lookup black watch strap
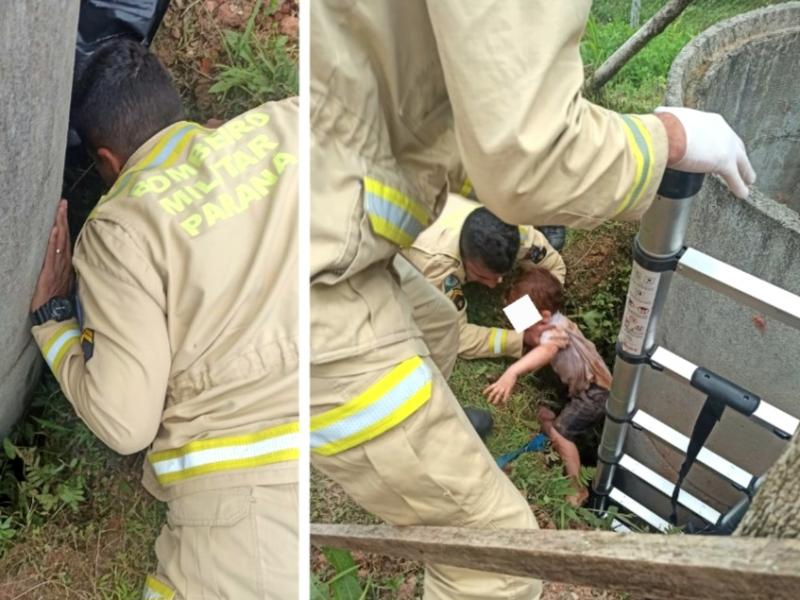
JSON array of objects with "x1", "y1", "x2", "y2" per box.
[{"x1": 30, "y1": 296, "x2": 75, "y2": 326}]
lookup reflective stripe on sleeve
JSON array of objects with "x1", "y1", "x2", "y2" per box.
[
  {"x1": 616, "y1": 114, "x2": 655, "y2": 216},
  {"x1": 147, "y1": 421, "x2": 299, "y2": 486},
  {"x1": 41, "y1": 323, "x2": 81, "y2": 372},
  {"x1": 311, "y1": 356, "x2": 432, "y2": 456},
  {"x1": 364, "y1": 177, "x2": 430, "y2": 247},
  {"x1": 459, "y1": 177, "x2": 474, "y2": 198},
  {"x1": 488, "y1": 328, "x2": 508, "y2": 355},
  {"x1": 142, "y1": 575, "x2": 176, "y2": 600}
]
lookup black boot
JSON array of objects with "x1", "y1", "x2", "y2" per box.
[
  {"x1": 537, "y1": 225, "x2": 567, "y2": 252},
  {"x1": 463, "y1": 406, "x2": 493, "y2": 440}
]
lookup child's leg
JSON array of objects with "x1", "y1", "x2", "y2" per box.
[{"x1": 538, "y1": 410, "x2": 587, "y2": 506}]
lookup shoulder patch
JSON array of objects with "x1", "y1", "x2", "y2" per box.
[
  {"x1": 528, "y1": 245, "x2": 547, "y2": 264},
  {"x1": 80, "y1": 328, "x2": 94, "y2": 362},
  {"x1": 442, "y1": 274, "x2": 466, "y2": 311}
]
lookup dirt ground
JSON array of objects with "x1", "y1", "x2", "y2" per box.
[{"x1": 153, "y1": 0, "x2": 298, "y2": 120}]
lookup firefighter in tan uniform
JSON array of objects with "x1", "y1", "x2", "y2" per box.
[
  {"x1": 29, "y1": 41, "x2": 298, "y2": 600},
  {"x1": 311, "y1": 3, "x2": 754, "y2": 598},
  {"x1": 403, "y1": 193, "x2": 567, "y2": 362}
]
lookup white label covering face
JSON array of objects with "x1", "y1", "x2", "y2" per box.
[
  {"x1": 503, "y1": 295, "x2": 543, "y2": 332},
  {"x1": 619, "y1": 263, "x2": 661, "y2": 355}
]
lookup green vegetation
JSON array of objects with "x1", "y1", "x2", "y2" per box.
[
  {"x1": 0, "y1": 376, "x2": 163, "y2": 597},
  {"x1": 582, "y1": 0, "x2": 787, "y2": 112},
  {"x1": 210, "y1": 0, "x2": 298, "y2": 117}
]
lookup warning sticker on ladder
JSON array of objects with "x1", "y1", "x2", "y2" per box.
[{"x1": 619, "y1": 263, "x2": 661, "y2": 355}]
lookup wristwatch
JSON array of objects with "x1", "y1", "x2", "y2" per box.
[{"x1": 30, "y1": 296, "x2": 75, "y2": 326}]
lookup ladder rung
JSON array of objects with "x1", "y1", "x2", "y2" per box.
[
  {"x1": 619, "y1": 454, "x2": 721, "y2": 525},
  {"x1": 678, "y1": 248, "x2": 800, "y2": 331},
  {"x1": 610, "y1": 518, "x2": 631, "y2": 533},
  {"x1": 649, "y1": 346, "x2": 799, "y2": 439},
  {"x1": 632, "y1": 410, "x2": 754, "y2": 490},
  {"x1": 608, "y1": 487, "x2": 670, "y2": 532}
]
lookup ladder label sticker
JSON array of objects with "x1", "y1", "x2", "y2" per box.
[{"x1": 620, "y1": 264, "x2": 661, "y2": 355}]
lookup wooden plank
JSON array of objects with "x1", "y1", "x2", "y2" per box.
[{"x1": 311, "y1": 524, "x2": 800, "y2": 599}]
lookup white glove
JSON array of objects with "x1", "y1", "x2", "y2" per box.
[{"x1": 655, "y1": 106, "x2": 756, "y2": 199}]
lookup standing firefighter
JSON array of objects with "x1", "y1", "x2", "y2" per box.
[
  {"x1": 404, "y1": 193, "x2": 567, "y2": 362},
  {"x1": 29, "y1": 40, "x2": 298, "y2": 599},
  {"x1": 310, "y1": 2, "x2": 755, "y2": 599}
]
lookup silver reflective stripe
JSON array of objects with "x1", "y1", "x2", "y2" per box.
[
  {"x1": 45, "y1": 327, "x2": 80, "y2": 369},
  {"x1": 491, "y1": 329, "x2": 503, "y2": 354},
  {"x1": 311, "y1": 360, "x2": 431, "y2": 450},
  {"x1": 150, "y1": 431, "x2": 300, "y2": 479}
]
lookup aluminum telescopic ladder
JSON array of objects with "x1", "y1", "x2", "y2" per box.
[{"x1": 592, "y1": 169, "x2": 800, "y2": 534}]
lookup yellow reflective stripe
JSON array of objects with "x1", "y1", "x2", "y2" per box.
[
  {"x1": 311, "y1": 356, "x2": 432, "y2": 456},
  {"x1": 459, "y1": 177, "x2": 474, "y2": 198},
  {"x1": 148, "y1": 421, "x2": 299, "y2": 486},
  {"x1": 489, "y1": 328, "x2": 507, "y2": 355},
  {"x1": 41, "y1": 323, "x2": 81, "y2": 372},
  {"x1": 90, "y1": 123, "x2": 206, "y2": 218},
  {"x1": 367, "y1": 213, "x2": 416, "y2": 247},
  {"x1": 364, "y1": 178, "x2": 429, "y2": 225},
  {"x1": 143, "y1": 575, "x2": 175, "y2": 600},
  {"x1": 616, "y1": 115, "x2": 655, "y2": 216},
  {"x1": 363, "y1": 177, "x2": 430, "y2": 247}
]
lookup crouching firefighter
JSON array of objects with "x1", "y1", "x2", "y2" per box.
[
  {"x1": 29, "y1": 40, "x2": 299, "y2": 599},
  {"x1": 310, "y1": 2, "x2": 755, "y2": 599}
]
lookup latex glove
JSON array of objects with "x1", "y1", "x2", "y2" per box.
[{"x1": 655, "y1": 106, "x2": 756, "y2": 199}]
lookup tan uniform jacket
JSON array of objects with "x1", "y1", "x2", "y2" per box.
[
  {"x1": 404, "y1": 194, "x2": 566, "y2": 359},
  {"x1": 33, "y1": 100, "x2": 298, "y2": 501},
  {"x1": 310, "y1": 0, "x2": 667, "y2": 382}
]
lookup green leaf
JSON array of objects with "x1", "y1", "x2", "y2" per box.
[
  {"x1": 2, "y1": 437, "x2": 17, "y2": 459},
  {"x1": 323, "y1": 547, "x2": 364, "y2": 600}
]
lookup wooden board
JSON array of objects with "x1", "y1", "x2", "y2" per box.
[{"x1": 311, "y1": 524, "x2": 800, "y2": 599}]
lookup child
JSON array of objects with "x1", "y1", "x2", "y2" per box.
[{"x1": 483, "y1": 267, "x2": 612, "y2": 506}]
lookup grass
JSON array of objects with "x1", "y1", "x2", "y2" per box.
[
  {"x1": 0, "y1": 376, "x2": 163, "y2": 598},
  {"x1": 209, "y1": 0, "x2": 298, "y2": 117}
]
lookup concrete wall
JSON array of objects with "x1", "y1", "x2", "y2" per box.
[
  {"x1": 620, "y1": 3, "x2": 800, "y2": 522},
  {"x1": 0, "y1": 4, "x2": 80, "y2": 435}
]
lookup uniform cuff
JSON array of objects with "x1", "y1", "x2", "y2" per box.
[
  {"x1": 506, "y1": 330, "x2": 524, "y2": 358},
  {"x1": 32, "y1": 318, "x2": 81, "y2": 375},
  {"x1": 615, "y1": 113, "x2": 669, "y2": 221}
]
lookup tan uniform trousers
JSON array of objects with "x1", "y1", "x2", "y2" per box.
[
  {"x1": 394, "y1": 255, "x2": 459, "y2": 380},
  {"x1": 313, "y1": 263, "x2": 541, "y2": 599},
  {"x1": 148, "y1": 484, "x2": 298, "y2": 600}
]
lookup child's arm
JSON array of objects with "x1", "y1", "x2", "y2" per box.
[{"x1": 483, "y1": 342, "x2": 561, "y2": 406}]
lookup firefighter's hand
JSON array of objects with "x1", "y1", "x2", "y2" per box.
[
  {"x1": 31, "y1": 199, "x2": 73, "y2": 311},
  {"x1": 655, "y1": 106, "x2": 756, "y2": 199}
]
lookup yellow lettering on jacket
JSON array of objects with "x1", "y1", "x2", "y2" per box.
[
  {"x1": 180, "y1": 214, "x2": 203, "y2": 237},
  {"x1": 247, "y1": 134, "x2": 278, "y2": 158},
  {"x1": 202, "y1": 201, "x2": 232, "y2": 228},
  {"x1": 225, "y1": 119, "x2": 253, "y2": 141},
  {"x1": 165, "y1": 164, "x2": 198, "y2": 183},
  {"x1": 160, "y1": 189, "x2": 194, "y2": 216},
  {"x1": 249, "y1": 168, "x2": 279, "y2": 196},
  {"x1": 273, "y1": 152, "x2": 298, "y2": 174},
  {"x1": 243, "y1": 111, "x2": 269, "y2": 127},
  {"x1": 212, "y1": 155, "x2": 239, "y2": 178}
]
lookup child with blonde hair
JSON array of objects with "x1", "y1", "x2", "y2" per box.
[{"x1": 484, "y1": 267, "x2": 611, "y2": 505}]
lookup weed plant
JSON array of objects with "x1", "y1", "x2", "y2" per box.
[{"x1": 210, "y1": 0, "x2": 298, "y2": 117}]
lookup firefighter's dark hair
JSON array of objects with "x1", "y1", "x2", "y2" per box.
[
  {"x1": 460, "y1": 207, "x2": 521, "y2": 275},
  {"x1": 71, "y1": 38, "x2": 186, "y2": 160}
]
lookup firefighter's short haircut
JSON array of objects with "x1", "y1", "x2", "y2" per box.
[
  {"x1": 460, "y1": 207, "x2": 521, "y2": 275},
  {"x1": 71, "y1": 38, "x2": 186, "y2": 160}
]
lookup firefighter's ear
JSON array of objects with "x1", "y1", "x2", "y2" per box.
[{"x1": 95, "y1": 147, "x2": 125, "y2": 185}]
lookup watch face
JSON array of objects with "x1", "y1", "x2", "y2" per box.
[{"x1": 50, "y1": 298, "x2": 74, "y2": 321}]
